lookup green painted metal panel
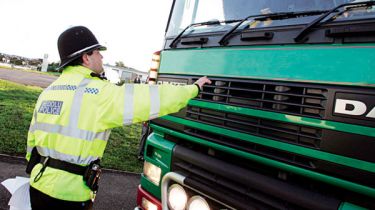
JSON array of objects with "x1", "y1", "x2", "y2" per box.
[
  {"x1": 161, "y1": 115, "x2": 375, "y2": 173},
  {"x1": 150, "y1": 124, "x2": 375, "y2": 198},
  {"x1": 141, "y1": 132, "x2": 175, "y2": 199},
  {"x1": 140, "y1": 174, "x2": 159, "y2": 198},
  {"x1": 339, "y1": 202, "x2": 368, "y2": 210},
  {"x1": 189, "y1": 100, "x2": 375, "y2": 137},
  {"x1": 160, "y1": 44, "x2": 375, "y2": 87}
]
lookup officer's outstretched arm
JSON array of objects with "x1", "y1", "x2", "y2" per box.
[
  {"x1": 97, "y1": 84, "x2": 198, "y2": 128},
  {"x1": 156, "y1": 84, "x2": 199, "y2": 118},
  {"x1": 96, "y1": 77, "x2": 210, "y2": 129},
  {"x1": 137, "y1": 76, "x2": 211, "y2": 122},
  {"x1": 130, "y1": 84, "x2": 199, "y2": 124}
]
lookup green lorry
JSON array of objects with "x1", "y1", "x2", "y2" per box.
[{"x1": 135, "y1": 0, "x2": 375, "y2": 209}]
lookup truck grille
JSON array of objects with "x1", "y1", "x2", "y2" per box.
[
  {"x1": 183, "y1": 127, "x2": 316, "y2": 169},
  {"x1": 186, "y1": 106, "x2": 322, "y2": 150},
  {"x1": 194, "y1": 78, "x2": 327, "y2": 119}
]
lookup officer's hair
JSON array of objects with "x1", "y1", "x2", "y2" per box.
[{"x1": 67, "y1": 51, "x2": 94, "y2": 67}]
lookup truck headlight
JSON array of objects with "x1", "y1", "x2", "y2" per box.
[
  {"x1": 187, "y1": 196, "x2": 210, "y2": 210},
  {"x1": 143, "y1": 161, "x2": 161, "y2": 186},
  {"x1": 141, "y1": 197, "x2": 158, "y2": 210},
  {"x1": 168, "y1": 184, "x2": 187, "y2": 210}
]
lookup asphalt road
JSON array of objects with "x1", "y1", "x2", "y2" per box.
[
  {"x1": 0, "y1": 68, "x2": 141, "y2": 209},
  {"x1": 0, "y1": 68, "x2": 57, "y2": 88},
  {"x1": 0, "y1": 155, "x2": 140, "y2": 210}
]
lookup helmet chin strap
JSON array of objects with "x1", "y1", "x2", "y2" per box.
[{"x1": 90, "y1": 72, "x2": 107, "y2": 80}]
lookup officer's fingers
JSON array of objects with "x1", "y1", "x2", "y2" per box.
[
  {"x1": 197, "y1": 76, "x2": 210, "y2": 84},
  {"x1": 195, "y1": 77, "x2": 211, "y2": 90},
  {"x1": 201, "y1": 77, "x2": 211, "y2": 85}
]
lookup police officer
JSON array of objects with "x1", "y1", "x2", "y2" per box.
[
  {"x1": 26, "y1": 26, "x2": 211, "y2": 210},
  {"x1": 134, "y1": 75, "x2": 141, "y2": 83}
]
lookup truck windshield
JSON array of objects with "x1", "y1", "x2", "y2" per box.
[{"x1": 166, "y1": 0, "x2": 375, "y2": 37}]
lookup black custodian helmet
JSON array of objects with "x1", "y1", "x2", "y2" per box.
[{"x1": 57, "y1": 26, "x2": 106, "y2": 70}]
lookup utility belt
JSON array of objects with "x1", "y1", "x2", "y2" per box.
[{"x1": 26, "y1": 148, "x2": 101, "y2": 192}]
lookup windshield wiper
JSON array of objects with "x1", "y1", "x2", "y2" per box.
[
  {"x1": 294, "y1": 1, "x2": 375, "y2": 42},
  {"x1": 169, "y1": 19, "x2": 241, "y2": 48},
  {"x1": 218, "y1": 10, "x2": 328, "y2": 46}
]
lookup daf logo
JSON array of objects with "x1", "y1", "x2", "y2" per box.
[{"x1": 334, "y1": 99, "x2": 375, "y2": 118}]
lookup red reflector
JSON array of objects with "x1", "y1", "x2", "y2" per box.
[{"x1": 136, "y1": 185, "x2": 162, "y2": 210}]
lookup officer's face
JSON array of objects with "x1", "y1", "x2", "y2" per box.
[{"x1": 85, "y1": 50, "x2": 104, "y2": 74}]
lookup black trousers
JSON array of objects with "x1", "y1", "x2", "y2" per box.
[{"x1": 30, "y1": 186, "x2": 93, "y2": 210}]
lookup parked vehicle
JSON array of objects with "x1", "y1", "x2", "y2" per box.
[{"x1": 136, "y1": 1, "x2": 375, "y2": 209}]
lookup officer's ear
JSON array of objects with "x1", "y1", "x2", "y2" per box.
[{"x1": 82, "y1": 54, "x2": 90, "y2": 67}]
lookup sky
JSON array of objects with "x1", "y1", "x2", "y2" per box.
[{"x1": 0, "y1": 0, "x2": 173, "y2": 72}]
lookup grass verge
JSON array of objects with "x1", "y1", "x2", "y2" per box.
[
  {"x1": 0, "y1": 65, "x2": 61, "y2": 76},
  {"x1": 0, "y1": 79, "x2": 142, "y2": 173}
]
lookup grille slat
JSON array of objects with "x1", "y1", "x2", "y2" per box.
[
  {"x1": 201, "y1": 93, "x2": 325, "y2": 110},
  {"x1": 203, "y1": 85, "x2": 327, "y2": 99},
  {"x1": 186, "y1": 109, "x2": 321, "y2": 142},
  {"x1": 183, "y1": 129, "x2": 317, "y2": 169},
  {"x1": 196, "y1": 79, "x2": 327, "y2": 118},
  {"x1": 187, "y1": 107, "x2": 322, "y2": 149}
]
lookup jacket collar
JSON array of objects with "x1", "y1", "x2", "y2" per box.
[{"x1": 62, "y1": 65, "x2": 94, "y2": 78}]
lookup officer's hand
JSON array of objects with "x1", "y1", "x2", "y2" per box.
[{"x1": 194, "y1": 76, "x2": 211, "y2": 90}]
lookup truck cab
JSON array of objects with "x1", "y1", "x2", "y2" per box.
[{"x1": 136, "y1": 0, "x2": 375, "y2": 209}]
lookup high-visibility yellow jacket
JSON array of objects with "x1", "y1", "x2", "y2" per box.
[{"x1": 26, "y1": 65, "x2": 198, "y2": 201}]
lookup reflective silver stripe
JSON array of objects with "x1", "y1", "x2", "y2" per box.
[
  {"x1": 28, "y1": 78, "x2": 107, "y2": 166},
  {"x1": 28, "y1": 78, "x2": 110, "y2": 142},
  {"x1": 29, "y1": 122, "x2": 110, "y2": 141},
  {"x1": 27, "y1": 146, "x2": 33, "y2": 153},
  {"x1": 28, "y1": 110, "x2": 38, "y2": 131},
  {"x1": 123, "y1": 84, "x2": 134, "y2": 125},
  {"x1": 34, "y1": 109, "x2": 37, "y2": 120},
  {"x1": 45, "y1": 85, "x2": 52, "y2": 91},
  {"x1": 67, "y1": 44, "x2": 103, "y2": 58},
  {"x1": 69, "y1": 78, "x2": 91, "y2": 128},
  {"x1": 149, "y1": 85, "x2": 160, "y2": 120},
  {"x1": 36, "y1": 146, "x2": 98, "y2": 165}
]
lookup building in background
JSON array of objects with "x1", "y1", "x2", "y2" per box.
[
  {"x1": 0, "y1": 52, "x2": 42, "y2": 70},
  {"x1": 103, "y1": 64, "x2": 148, "y2": 84}
]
